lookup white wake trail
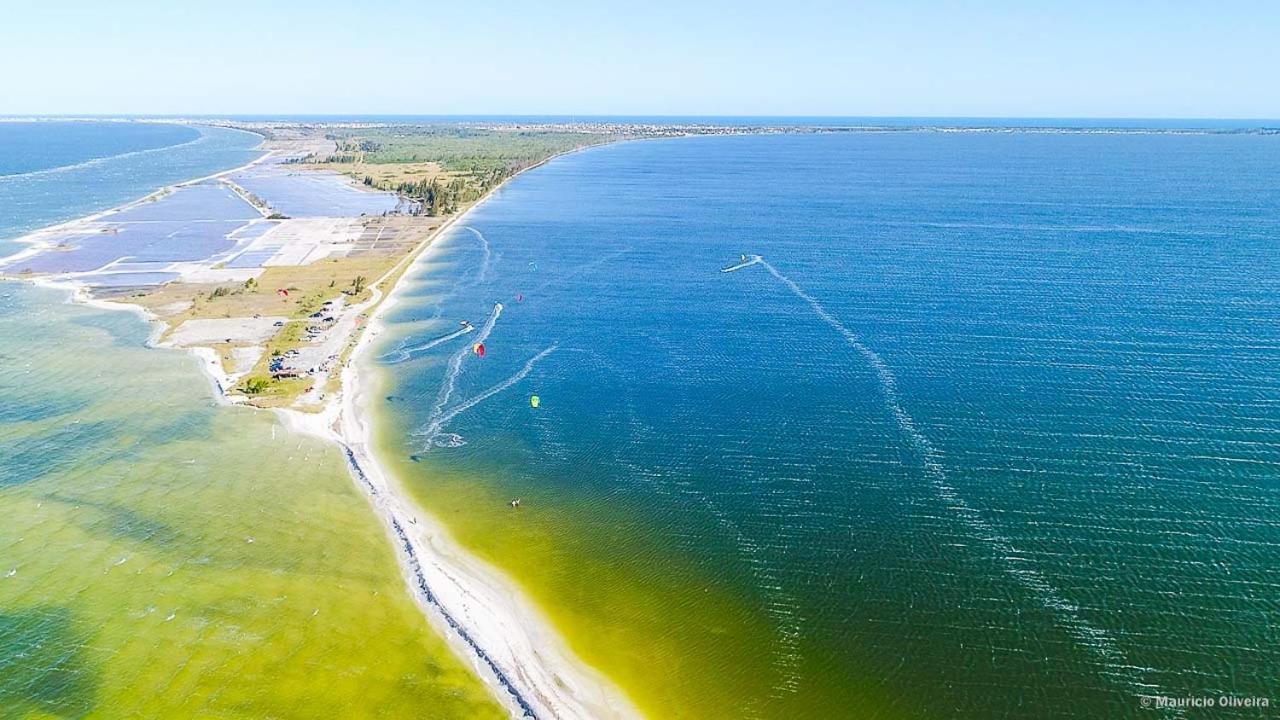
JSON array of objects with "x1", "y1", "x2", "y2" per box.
[
  {"x1": 721, "y1": 254, "x2": 763, "y2": 273},
  {"x1": 458, "y1": 226, "x2": 492, "y2": 285},
  {"x1": 428, "y1": 302, "x2": 502, "y2": 421},
  {"x1": 379, "y1": 324, "x2": 476, "y2": 364},
  {"x1": 737, "y1": 255, "x2": 1178, "y2": 713},
  {"x1": 421, "y1": 345, "x2": 557, "y2": 447}
]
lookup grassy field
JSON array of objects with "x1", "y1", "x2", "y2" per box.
[
  {"x1": 132, "y1": 259, "x2": 384, "y2": 328},
  {"x1": 130, "y1": 255, "x2": 393, "y2": 403},
  {"x1": 328, "y1": 126, "x2": 613, "y2": 171},
  {"x1": 313, "y1": 125, "x2": 626, "y2": 215},
  {"x1": 125, "y1": 124, "x2": 630, "y2": 408}
]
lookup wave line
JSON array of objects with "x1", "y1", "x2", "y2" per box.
[{"x1": 0, "y1": 132, "x2": 206, "y2": 183}]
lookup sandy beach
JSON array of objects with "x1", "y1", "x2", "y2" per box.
[
  {"x1": 309, "y1": 154, "x2": 642, "y2": 718},
  {"x1": 1, "y1": 127, "x2": 643, "y2": 719}
]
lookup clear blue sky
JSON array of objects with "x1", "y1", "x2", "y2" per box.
[{"x1": 3, "y1": 0, "x2": 1277, "y2": 118}]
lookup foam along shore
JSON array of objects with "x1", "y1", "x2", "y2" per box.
[
  {"x1": 1, "y1": 128, "x2": 643, "y2": 719},
  {"x1": 306, "y1": 172, "x2": 642, "y2": 720},
  {"x1": 285, "y1": 297, "x2": 643, "y2": 719},
  {"x1": 270, "y1": 322, "x2": 642, "y2": 717},
  {"x1": 22, "y1": 253, "x2": 644, "y2": 720}
]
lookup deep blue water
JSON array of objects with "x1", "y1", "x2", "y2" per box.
[
  {"x1": 0, "y1": 122, "x2": 511, "y2": 719},
  {"x1": 381, "y1": 131, "x2": 1280, "y2": 718}
]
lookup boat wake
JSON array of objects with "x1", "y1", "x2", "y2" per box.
[
  {"x1": 531, "y1": 247, "x2": 635, "y2": 296},
  {"x1": 411, "y1": 301, "x2": 556, "y2": 448},
  {"x1": 378, "y1": 324, "x2": 476, "y2": 364},
  {"x1": 727, "y1": 254, "x2": 1179, "y2": 714},
  {"x1": 720, "y1": 254, "x2": 763, "y2": 273},
  {"x1": 458, "y1": 226, "x2": 493, "y2": 286},
  {"x1": 429, "y1": 302, "x2": 503, "y2": 422},
  {"x1": 420, "y1": 345, "x2": 558, "y2": 447}
]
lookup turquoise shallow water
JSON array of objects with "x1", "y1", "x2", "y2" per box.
[
  {"x1": 378, "y1": 131, "x2": 1280, "y2": 718},
  {"x1": 0, "y1": 122, "x2": 505, "y2": 719}
]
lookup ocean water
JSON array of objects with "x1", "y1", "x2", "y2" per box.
[
  {"x1": 0, "y1": 124, "x2": 258, "y2": 254},
  {"x1": 0, "y1": 122, "x2": 198, "y2": 178},
  {"x1": 376, "y1": 132, "x2": 1280, "y2": 718},
  {"x1": 0, "y1": 123, "x2": 503, "y2": 718},
  {"x1": 7, "y1": 183, "x2": 261, "y2": 276}
]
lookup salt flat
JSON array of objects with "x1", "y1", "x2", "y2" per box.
[{"x1": 168, "y1": 316, "x2": 288, "y2": 346}]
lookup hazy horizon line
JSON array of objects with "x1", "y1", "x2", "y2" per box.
[{"x1": 3, "y1": 113, "x2": 1280, "y2": 123}]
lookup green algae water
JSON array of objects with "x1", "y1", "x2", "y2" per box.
[
  {"x1": 0, "y1": 123, "x2": 503, "y2": 719},
  {"x1": 375, "y1": 130, "x2": 1280, "y2": 719}
]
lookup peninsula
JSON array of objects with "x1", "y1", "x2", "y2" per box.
[{"x1": 0, "y1": 119, "x2": 791, "y2": 719}]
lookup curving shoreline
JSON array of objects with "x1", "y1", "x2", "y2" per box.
[
  {"x1": 2, "y1": 129, "x2": 643, "y2": 719},
  {"x1": 0, "y1": 128, "x2": 266, "y2": 268},
  {"x1": 327, "y1": 144, "x2": 643, "y2": 718}
]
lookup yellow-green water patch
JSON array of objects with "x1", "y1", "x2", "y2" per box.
[{"x1": 0, "y1": 285, "x2": 504, "y2": 719}]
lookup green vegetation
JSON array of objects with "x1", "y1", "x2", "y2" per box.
[
  {"x1": 126, "y1": 123, "x2": 636, "y2": 409},
  {"x1": 319, "y1": 126, "x2": 625, "y2": 216},
  {"x1": 237, "y1": 372, "x2": 312, "y2": 402},
  {"x1": 133, "y1": 254, "x2": 400, "y2": 408},
  {"x1": 242, "y1": 376, "x2": 271, "y2": 394},
  {"x1": 328, "y1": 126, "x2": 607, "y2": 170}
]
